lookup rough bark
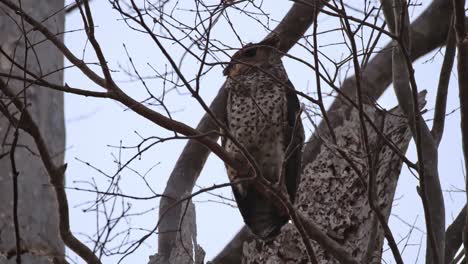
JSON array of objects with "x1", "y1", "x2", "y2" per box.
[
  {"x1": 0, "y1": 1, "x2": 65, "y2": 263},
  {"x1": 241, "y1": 94, "x2": 425, "y2": 263}
]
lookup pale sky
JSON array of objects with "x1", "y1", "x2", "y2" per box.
[{"x1": 62, "y1": 1, "x2": 465, "y2": 263}]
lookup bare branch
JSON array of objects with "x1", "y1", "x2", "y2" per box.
[
  {"x1": 0, "y1": 0, "x2": 249, "y2": 180},
  {"x1": 65, "y1": 0, "x2": 95, "y2": 14},
  {"x1": 431, "y1": 17, "x2": 456, "y2": 146},
  {"x1": 0, "y1": 80, "x2": 102, "y2": 264},
  {"x1": 10, "y1": 125, "x2": 21, "y2": 264},
  {"x1": 381, "y1": 0, "x2": 445, "y2": 263}
]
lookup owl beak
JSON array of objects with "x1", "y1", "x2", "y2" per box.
[
  {"x1": 224, "y1": 64, "x2": 242, "y2": 78},
  {"x1": 223, "y1": 63, "x2": 233, "y2": 76}
]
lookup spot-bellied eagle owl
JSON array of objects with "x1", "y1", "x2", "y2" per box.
[{"x1": 222, "y1": 35, "x2": 304, "y2": 239}]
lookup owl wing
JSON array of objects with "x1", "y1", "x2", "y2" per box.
[
  {"x1": 223, "y1": 85, "x2": 287, "y2": 239},
  {"x1": 284, "y1": 79, "x2": 304, "y2": 204}
]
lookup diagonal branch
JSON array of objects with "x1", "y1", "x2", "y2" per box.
[
  {"x1": 66, "y1": 0, "x2": 95, "y2": 14},
  {"x1": 431, "y1": 16, "x2": 456, "y2": 146}
]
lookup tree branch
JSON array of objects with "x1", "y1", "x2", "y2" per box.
[
  {"x1": 0, "y1": 80, "x2": 102, "y2": 264},
  {"x1": 431, "y1": 16, "x2": 456, "y2": 146},
  {"x1": 65, "y1": 0, "x2": 95, "y2": 14},
  {"x1": 381, "y1": 0, "x2": 444, "y2": 263}
]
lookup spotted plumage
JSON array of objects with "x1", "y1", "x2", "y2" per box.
[{"x1": 222, "y1": 36, "x2": 304, "y2": 239}]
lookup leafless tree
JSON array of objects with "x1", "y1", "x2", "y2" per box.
[{"x1": 0, "y1": 0, "x2": 466, "y2": 264}]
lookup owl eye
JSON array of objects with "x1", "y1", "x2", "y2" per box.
[{"x1": 243, "y1": 48, "x2": 257, "y2": 58}]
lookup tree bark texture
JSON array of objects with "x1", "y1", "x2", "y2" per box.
[
  {"x1": 241, "y1": 95, "x2": 426, "y2": 263},
  {"x1": 0, "y1": 1, "x2": 65, "y2": 263}
]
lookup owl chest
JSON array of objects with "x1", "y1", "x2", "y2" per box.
[{"x1": 227, "y1": 83, "x2": 286, "y2": 147}]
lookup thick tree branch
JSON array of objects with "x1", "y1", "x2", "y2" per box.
[{"x1": 431, "y1": 17, "x2": 456, "y2": 146}]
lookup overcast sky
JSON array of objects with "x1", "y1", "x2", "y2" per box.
[{"x1": 62, "y1": 1, "x2": 465, "y2": 263}]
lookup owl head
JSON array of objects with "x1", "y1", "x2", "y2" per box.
[{"x1": 223, "y1": 34, "x2": 282, "y2": 78}]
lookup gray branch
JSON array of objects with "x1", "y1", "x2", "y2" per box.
[{"x1": 380, "y1": 0, "x2": 445, "y2": 263}]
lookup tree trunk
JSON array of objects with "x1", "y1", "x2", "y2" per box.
[{"x1": 0, "y1": 1, "x2": 65, "y2": 263}]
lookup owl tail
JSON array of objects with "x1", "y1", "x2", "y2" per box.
[{"x1": 232, "y1": 185, "x2": 289, "y2": 240}]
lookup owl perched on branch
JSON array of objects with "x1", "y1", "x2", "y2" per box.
[{"x1": 222, "y1": 35, "x2": 304, "y2": 239}]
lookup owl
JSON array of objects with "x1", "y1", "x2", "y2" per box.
[{"x1": 222, "y1": 35, "x2": 304, "y2": 239}]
